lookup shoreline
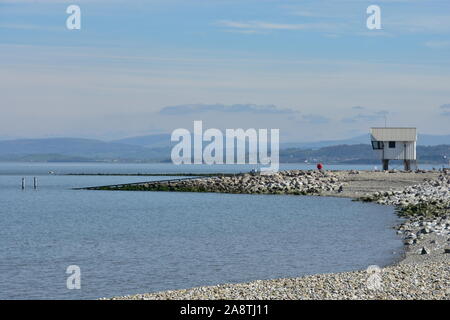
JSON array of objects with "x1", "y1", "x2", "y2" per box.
[
  {"x1": 100, "y1": 170, "x2": 449, "y2": 300},
  {"x1": 82, "y1": 170, "x2": 441, "y2": 196}
]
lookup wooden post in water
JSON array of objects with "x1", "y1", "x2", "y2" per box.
[
  {"x1": 33, "y1": 177, "x2": 38, "y2": 189},
  {"x1": 22, "y1": 178, "x2": 25, "y2": 190}
]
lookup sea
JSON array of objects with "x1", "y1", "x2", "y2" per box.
[{"x1": 0, "y1": 162, "x2": 409, "y2": 299}]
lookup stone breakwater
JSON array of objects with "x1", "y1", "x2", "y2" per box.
[{"x1": 96, "y1": 170, "x2": 345, "y2": 195}]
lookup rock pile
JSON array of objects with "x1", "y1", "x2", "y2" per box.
[
  {"x1": 363, "y1": 171, "x2": 450, "y2": 255},
  {"x1": 369, "y1": 172, "x2": 450, "y2": 207},
  {"x1": 396, "y1": 215, "x2": 450, "y2": 249},
  {"x1": 113, "y1": 170, "x2": 345, "y2": 195}
]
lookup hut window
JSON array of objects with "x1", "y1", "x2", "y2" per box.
[
  {"x1": 371, "y1": 141, "x2": 384, "y2": 150},
  {"x1": 389, "y1": 141, "x2": 396, "y2": 148}
]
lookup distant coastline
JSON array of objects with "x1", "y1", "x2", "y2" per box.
[{"x1": 0, "y1": 136, "x2": 449, "y2": 164}]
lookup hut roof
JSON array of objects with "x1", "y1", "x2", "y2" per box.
[{"x1": 370, "y1": 127, "x2": 417, "y2": 142}]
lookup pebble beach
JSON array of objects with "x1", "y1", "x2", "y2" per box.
[{"x1": 105, "y1": 170, "x2": 450, "y2": 300}]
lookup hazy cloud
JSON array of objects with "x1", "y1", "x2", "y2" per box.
[
  {"x1": 424, "y1": 40, "x2": 450, "y2": 48},
  {"x1": 159, "y1": 104, "x2": 297, "y2": 115},
  {"x1": 300, "y1": 114, "x2": 330, "y2": 124},
  {"x1": 218, "y1": 20, "x2": 307, "y2": 31},
  {"x1": 342, "y1": 110, "x2": 389, "y2": 123},
  {"x1": 216, "y1": 20, "x2": 339, "y2": 33},
  {"x1": 388, "y1": 15, "x2": 450, "y2": 34},
  {"x1": 0, "y1": 23, "x2": 62, "y2": 31}
]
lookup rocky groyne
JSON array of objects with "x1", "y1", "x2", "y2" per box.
[{"x1": 92, "y1": 170, "x2": 345, "y2": 195}]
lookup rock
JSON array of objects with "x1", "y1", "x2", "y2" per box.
[
  {"x1": 444, "y1": 247, "x2": 450, "y2": 254},
  {"x1": 406, "y1": 233, "x2": 417, "y2": 239},
  {"x1": 421, "y1": 247, "x2": 430, "y2": 255}
]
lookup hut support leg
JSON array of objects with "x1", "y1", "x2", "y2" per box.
[
  {"x1": 404, "y1": 160, "x2": 411, "y2": 171},
  {"x1": 382, "y1": 159, "x2": 389, "y2": 171}
]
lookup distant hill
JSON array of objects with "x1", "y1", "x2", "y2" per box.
[
  {"x1": 281, "y1": 144, "x2": 374, "y2": 163},
  {"x1": 281, "y1": 134, "x2": 450, "y2": 149},
  {"x1": 280, "y1": 144, "x2": 450, "y2": 164},
  {"x1": 281, "y1": 135, "x2": 369, "y2": 149},
  {"x1": 418, "y1": 134, "x2": 450, "y2": 146},
  {"x1": 0, "y1": 153, "x2": 94, "y2": 162},
  {"x1": 0, "y1": 138, "x2": 170, "y2": 162},
  {"x1": 112, "y1": 132, "x2": 450, "y2": 149},
  {"x1": 111, "y1": 134, "x2": 171, "y2": 148},
  {"x1": 0, "y1": 135, "x2": 449, "y2": 163}
]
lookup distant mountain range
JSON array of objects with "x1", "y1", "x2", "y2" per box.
[
  {"x1": 280, "y1": 144, "x2": 450, "y2": 164},
  {"x1": 0, "y1": 133, "x2": 449, "y2": 163},
  {"x1": 112, "y1": 134, "x2": 171, "y2": 149},
  {"x1": 0, "y1": 138, "x2": 169, "y2": 162},
  {"x1": 279, "y1": 134, "x2": 450, "y2": 149},
  {"x1": 113, "y1": 133, "x2": 450, "y2": 149}
]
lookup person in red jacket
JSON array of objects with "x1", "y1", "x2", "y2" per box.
[{"x1": 317, "y1": 163, "x2": 323, "y2": 171}]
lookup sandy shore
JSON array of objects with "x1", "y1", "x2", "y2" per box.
[{"x1": 104, "y1": 170, "x2": 449, "y2": 300}]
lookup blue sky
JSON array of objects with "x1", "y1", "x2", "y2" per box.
[{"x1": 1, "y1": 0, "x2": 449, "y2": 142}]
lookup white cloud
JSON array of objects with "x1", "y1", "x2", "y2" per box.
[
  {"x1": 216, "y1": 20, "x2": 341, "y2": 33},
  {"x1": 290, "y1": 11, "x2": 316, "y2": 17},
  {"x1": 0, "y1": 0, "x2": 107, "y2": 3},
  {"x1": 218, "y1": 20, "x2": 306, "y2": 30},
  {"x1": 1, "y1": 35, "x2": 450, "y2": 139},
  {"x1": 424, "y1": 40, "x2": 450, "y2": 48},
  {"x1": 0, "y1": 23, "x2": 62, "y2": 31},
  {"x1": 386, "y1": 15, "x2": 450, "y2": 34},
  {"x1": 159, "y1": 104, "x2": 297, "y2": 115}
]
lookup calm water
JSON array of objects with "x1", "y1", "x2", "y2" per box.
[
  {"x1": 0, "y1": 162, "x2": 441, "y2": 176},
  {"x1": 0, "y1": 163, "x2": 404, "y2": 299}
]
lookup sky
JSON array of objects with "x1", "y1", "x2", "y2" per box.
[{"x1": 1, "y1": 0, "x2": 449, "y2": 142}]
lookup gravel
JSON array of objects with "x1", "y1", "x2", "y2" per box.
[{"x1": 109, "y1": 260, "x2": 449, "y2": 300}]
